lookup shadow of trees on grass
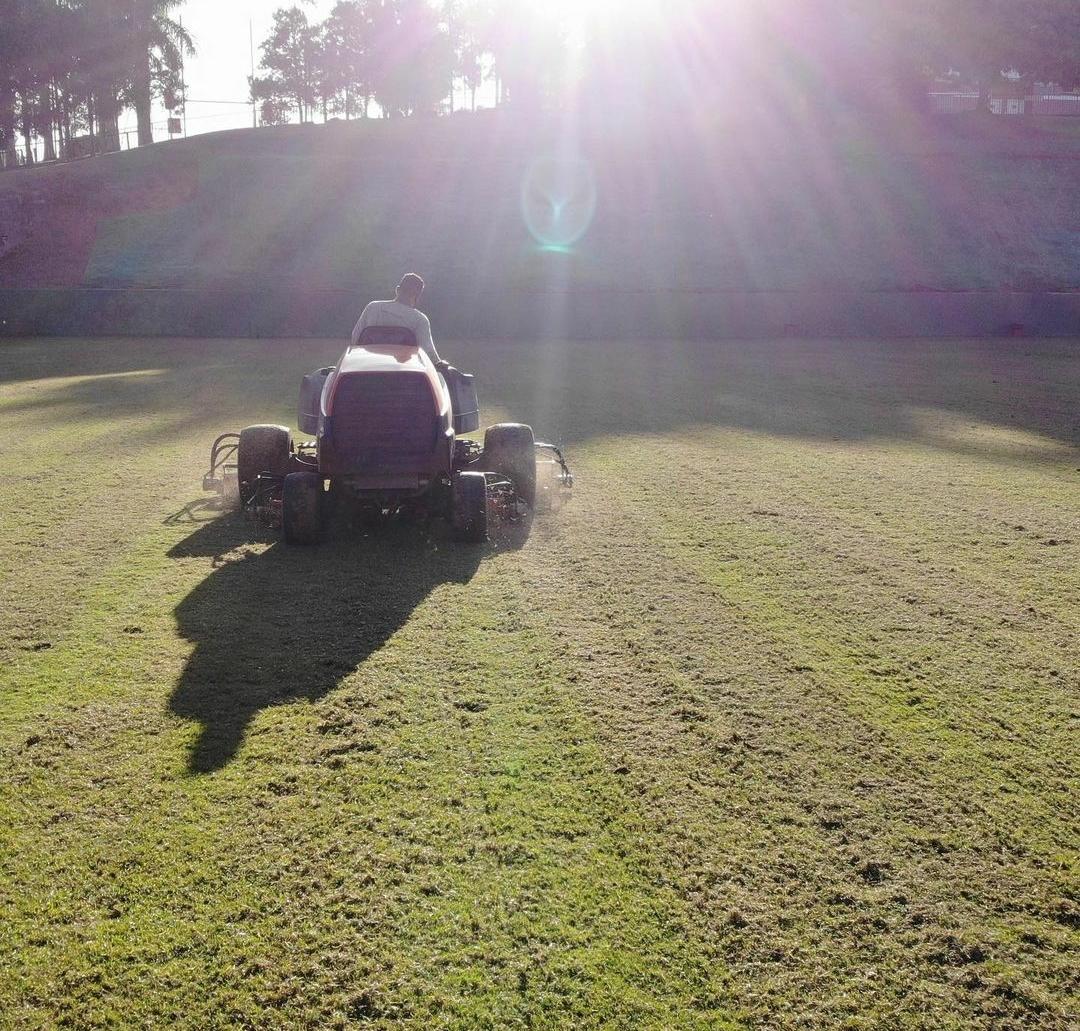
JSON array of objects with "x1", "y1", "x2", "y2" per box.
[
  {"x1": 168, "y1": 516, "x2": 482, "y2": 774},
  {"x1": 3, "y1": 337, "x2": 1076, "y2": 456},
  {"x1": 465, "y1": 337, "x2": 1080, "y2": 456}
]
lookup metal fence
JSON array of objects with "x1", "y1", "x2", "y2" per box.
[
  {"x1": 4, "y1": 93, "x2": 1079, "y2": 171},
  {"x1": 929, "y1": 91, "x2": 1080, "y2": 116},
  {"x1": 1, "y1": 118, "x2": 179, "y2": 171},
  {"x1": 1034, "y1": 94, "x2": 1080, "y2": 115}
]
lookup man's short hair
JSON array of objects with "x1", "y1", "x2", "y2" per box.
[{"x1": 398, "y1": 273, "x2": 425, "y2": 294}]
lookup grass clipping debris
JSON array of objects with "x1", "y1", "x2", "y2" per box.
[{"x1": 0, "y1": 335, "x2": 1076, "y2": 1029}]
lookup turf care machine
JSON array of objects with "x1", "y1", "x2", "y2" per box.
[{"x1": 201, "y1": 327, "x2": 573, "y2": 543}]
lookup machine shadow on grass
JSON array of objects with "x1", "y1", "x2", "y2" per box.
[{"x1": 167, "y1": 513, "x2": 483, "y2": 774}]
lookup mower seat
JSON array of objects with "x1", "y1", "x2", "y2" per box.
[{"x1": 352, "y1": 325, "x2": 419, "y2": 349}]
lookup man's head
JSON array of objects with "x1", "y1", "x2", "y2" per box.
[{"x1": 395, "y1": 273, "x2": 425, "y2": 308}]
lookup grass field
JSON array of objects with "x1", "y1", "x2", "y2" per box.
[{"x1": 0, "y1": 334, "x2": 1077, "y2": 1029}]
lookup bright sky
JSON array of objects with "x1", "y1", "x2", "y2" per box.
[
  {"x1": 120, "y1": 0, "x2": 506, "y2": 140},
  {"x1": 119, "y1": 0, "x2": 335, "y2": 138},
  {"x1": 186, "y1": 0, "x2": 338, "y2": 127},
  {"x1": 115, "y1": 0, "x2": 666, "y2": 141}
]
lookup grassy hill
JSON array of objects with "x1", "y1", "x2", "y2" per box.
[{"x1": 0, "y1": 112, "x2": 1078, "y2": 336}]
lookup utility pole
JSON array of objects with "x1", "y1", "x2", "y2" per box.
[
  {"x1": 250, "y1": 20, "x2": 258, "y2": 128},
  {"x1": 180, "y1": 15, "x2": 188, "y2": 137}
]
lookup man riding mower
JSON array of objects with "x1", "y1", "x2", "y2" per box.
[{"x1": 201, "y1": 326, "x2": 572, "y2": 544}]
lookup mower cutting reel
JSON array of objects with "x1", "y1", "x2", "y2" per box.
[
  {"x1": 202, "y1": 432, "x2": 240, "y2": 510},
  {"x1": 534, "y1": 442, "x2": 574, "y2": 513}
]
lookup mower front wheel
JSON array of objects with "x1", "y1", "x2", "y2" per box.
[
  {"x1": 238, "y1": 424, "x2": 292, "y2": 505},
  {"x1": 282, "y1": 472, "x2": 324, "y2": 545},
  {"x1": 484, "y1": 423, "x2": 536, "y2": 509},
  {"x1": 451, "y1": 471, "x2": 488, "y2": 543}
]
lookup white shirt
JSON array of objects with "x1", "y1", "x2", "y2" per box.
[{"x1": 352, "y1": 300, "x2": 441, "y2": 363}]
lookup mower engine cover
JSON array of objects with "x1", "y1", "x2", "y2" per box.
[{"x1": 314, "y1": 330, "x2": 455, "y2": 489}]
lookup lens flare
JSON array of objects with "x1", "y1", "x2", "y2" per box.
[{"x1": 521, "y1": 156, "x2": 598, "y2": 251}]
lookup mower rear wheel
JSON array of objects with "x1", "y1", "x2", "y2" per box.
[
  {"x1": 451, "y1": 471, "x2": 488, "y2": 543},
  {"x1": 238, "y1": 424, "x2": 292, "y2": 505},
  {"x1": 484, "y1": 423, "x2": 536, "y2": 508},
  {"x1": 282, "y1": 472, "x2": 324, "y2": 545}
]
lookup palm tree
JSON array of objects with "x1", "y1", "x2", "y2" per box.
[{"x1": 129, "y1": 0, "x2": 193, "y2": 146}]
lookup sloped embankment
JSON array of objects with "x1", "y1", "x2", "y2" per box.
[{"x1": 1, "y1": 115, "x2": 1078, "y2": 336}]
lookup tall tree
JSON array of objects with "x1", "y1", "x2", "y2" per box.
[
  {"x1": 77, "y1": 0, "x2": 133, "y2": 152},
  {"x1": 367, "y1": 0, "x2": 454, "y2": 117},
  {"x1": 444, "y1": 0, "x2": 487, "y2": 112},
  {"x1": 471, "y1": 0, "x2": 566, "y2": 111},
  {"x1": 0, "y1": 0, "x2": 44, "y2": 163},
  {"x1": 34, "y1": 1, "x2": 73, "y2": 160},
  {"x1": 0, "y1": 0, "x2": 196, "y2": 161},
  {"x1": 251, "y1": 4, "x2": 321, "y2": 124},
  {"x1": 129, "y1": 0, "x2": 193, "y2": 146},
  {"x1": 318, "y1": 0, "x2": 378, "y2": 119}
]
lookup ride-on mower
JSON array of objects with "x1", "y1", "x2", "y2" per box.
[{"x1": 201, "y1": 327, "x2": 572, "y2": 543}]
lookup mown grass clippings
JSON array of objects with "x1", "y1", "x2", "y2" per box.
[{"x1": 1, "y1": 334, "x2": 1077, "y2": 1029}]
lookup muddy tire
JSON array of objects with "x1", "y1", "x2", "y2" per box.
[
  {"x1": 451, "y1": 471, "x2": 488, "y2": 543},
  {"x1": 238, "y1": 424, "x2": 292, "y2": 505},
  {"x1": 483, "y1": 423, "x2": 536, "y2": 509},
  {"x1": 282, "y1": 472, "x2": 324, "y2": 545}
]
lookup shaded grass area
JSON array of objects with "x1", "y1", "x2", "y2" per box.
[{"x1": 0, "y1": 334, "x2": 1077, "y2": 1028}]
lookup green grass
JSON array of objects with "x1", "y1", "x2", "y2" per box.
[{"x1": 0, "y1": 335, "x2": 1077, "y2": 1029}]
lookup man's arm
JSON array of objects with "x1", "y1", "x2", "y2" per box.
[
  {"x1": 351, "y1": 303, "x2": 373, "y2": 346},
  {"x1": 416, "y1": 312, "x2": 443, "y2": 365}
]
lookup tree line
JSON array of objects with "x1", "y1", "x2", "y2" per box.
[
  {"x1": 248, "y1": 0, "x2": 1080, "y2": 126},
  {"x1": 3, "y1": 0, "x2": 1079, "y2": 166},
  {"x1": 1, "y1": 0, "x2": 191, "y2": 165},
  {"x1": 250, "y1": 0, "x2": 556, "y2": 124}
]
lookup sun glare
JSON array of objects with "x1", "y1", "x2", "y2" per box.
[{"x1": 546, "y1": 0, "x2": 665, "y2": 33}]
